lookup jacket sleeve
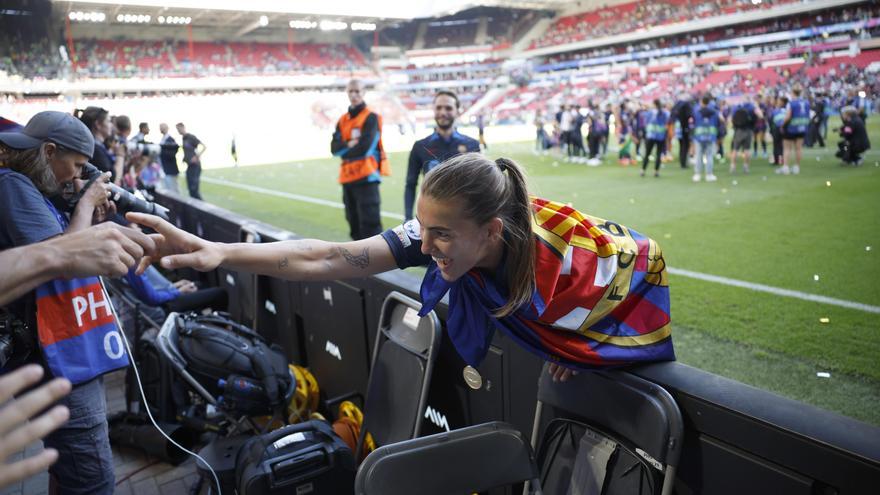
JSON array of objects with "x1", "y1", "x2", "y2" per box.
[
  {"x1": 331, "y1": 122, "x2": 347, "y2": 156},
  {"x1": 125, "y1": 267, "x2": 180, "y2": 306},
  {"x1": 404, "y1": 143, "x2": 421, "y2": 221}
]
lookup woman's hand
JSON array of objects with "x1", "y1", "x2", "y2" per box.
[
  {"x1": 126, "y1": 212, "x2": 225, "y2": 273},
  {"x1": 548, "y1": 362, "x2": 578, "y2": 383}
]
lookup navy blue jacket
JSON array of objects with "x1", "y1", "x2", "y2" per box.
[{"x1": 404, "y1": 130, "x2": 480, "y2": 220}]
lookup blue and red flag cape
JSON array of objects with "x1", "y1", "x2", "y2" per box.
[
  {"x1": 419, "y1": 197, "x2": 674, "y2": 370},
  {"x1": 0, "y1": 117, "x2": 23, "y2": 132}
]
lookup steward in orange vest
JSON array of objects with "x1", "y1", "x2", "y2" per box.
[
  {"x1": 331, "y1": 103, "x2": 391, "y2": 184},
  {"x1": 331, "y1": 80, "x2": 391, "y2": 240}
]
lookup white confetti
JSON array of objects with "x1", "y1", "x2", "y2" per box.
[
  {"x1": 825, "y1": 181, "x2": 831, "y2": 187},
  {"x1": 725, "y1": 199, "x2": 731, "y2": 205},
  {"x1": 732, "y1": 180, "x2": 738, "y2": 186},
  {"x1": 813, "y1": 274, "x2": 819, "y2": 281},
  {"x1": 819, "y1": 317, "x2": 830, "y2": 324},
  {"x1": 721, "y1": 188, "x2": 728, "y2": 194},
  {"x1": 816, "y1": 372, "x2": 831, "y2": 378},
  {"x1": 867, "y1": 246, "x2": 873, "y2": 251}
]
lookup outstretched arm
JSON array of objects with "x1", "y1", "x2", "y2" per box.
[
  {"x1": 0, "y1": 223, "x2": 156, "y2": 306},
  {"x1": 126, "y1": 213, "x2": 399, "y2": 281}
]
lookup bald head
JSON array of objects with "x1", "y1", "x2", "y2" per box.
[{"x1": 347, "y1": 79, "x2": 364, "y2": 107}]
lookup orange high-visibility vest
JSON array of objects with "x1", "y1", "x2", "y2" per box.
[{"x1": 336, "y1": 107, "x2": 391, "y2": 184}]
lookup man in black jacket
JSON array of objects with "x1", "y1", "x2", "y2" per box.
[
  {"x1": 159, "y1": 123, "x2": 180, "y2": 193},
  {"x1": 836, "y1": 106, "x2": 870, "y2": 166},
  {"x1": 671, "y1": 95, "x2": 693, "y2": 169}
]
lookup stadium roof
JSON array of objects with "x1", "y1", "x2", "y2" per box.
[{"x1": 52, "y1": 0, "x2": 572, "y2": 21}]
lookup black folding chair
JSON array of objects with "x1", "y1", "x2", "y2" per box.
[
  {"x1": 355, "y1": 291, "x2": 442, "y2": 457},
  {"x1": 529, "y1": 363, "x2": 683, "y2": 495},
  {"x1": 355, "y1": 421, "x2": 543, "y2": 495}
]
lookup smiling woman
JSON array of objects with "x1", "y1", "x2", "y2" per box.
[{"x1": 129, "y1": 152, "x2": 676, "y2": 381}]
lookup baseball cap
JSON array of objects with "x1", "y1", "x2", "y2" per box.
[{"x1": 0, "y1": 111, "x2": 94, "y2": 159}]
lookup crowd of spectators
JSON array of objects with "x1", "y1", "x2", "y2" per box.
[
  {"x1": 3, "y1": 37, "x2": 370, "y2": 80},
  {"x1": 531, "y1": 0, "x2": 803, "y2": 49}
]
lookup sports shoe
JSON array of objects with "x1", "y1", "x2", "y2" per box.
[
  {"x1": 692, "y1": 173, "x2": 701, "y2": 182},
  {"x1": 706, "y1": 174, "x2": 718, "y2": 182},
  {"x1": 776, "y1": 165, "x2": 790, "y2": 175},
  {"x1": 640, "y1": 169, "x2": 645, "y2": 177},
  {"x1": 743, "y1": 164, "x2": 750, "y2": 174},
  {"x1": 792, "y1": 165, "x2": 800, "y2": 175}
]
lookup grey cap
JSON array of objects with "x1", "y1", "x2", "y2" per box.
[{"x1": 0, "y1": 111, "x2": 94, "y2": 159}]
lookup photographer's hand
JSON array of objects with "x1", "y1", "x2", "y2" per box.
[
  {"x1": 0, "y1": 365, "x2": 71, "y2": 490},
  {"x1": 68, "y1": 172, "x2": 113, "y2": 231},
  {"x1": 0, "y1": 223, "x2": 157, "y2": 306},
  {"x1": 126, "y1": 212, "x2": 224, "y2": 273}
]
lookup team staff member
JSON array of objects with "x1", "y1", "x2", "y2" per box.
[
  {"x1": 176, "y1": 122, "x2": 205, "y2": 199},
  {"x1": 404, "y1": 91, "x2": 480, "y2": 221},
  {"x1": 331, "y1": 79, "x2": 391, "y2": 240},
  {"x1": 128, "y1": 153, "x2": 674, "y2": 385}
]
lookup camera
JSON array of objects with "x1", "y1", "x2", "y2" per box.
[
  {"x1": 127, "y1": 141, "x2": 161, "y2": 160},
  {"x1": 78, "y1": 163, "x2": 171, "y2": 220},
  {"x1": 0, "y1": 310, "x2": 35, "y2": 369}
]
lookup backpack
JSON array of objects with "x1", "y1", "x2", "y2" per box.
[{"x1": 732, "y1": 106, "x2": 755, "y2": 129}]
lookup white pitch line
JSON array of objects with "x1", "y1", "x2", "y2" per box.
[
  {"x1": 202, "y1": 176, "x2": 405, "y2": 221},
  {"x1": 667, "y1": 267, "x2": 880, "y2": 314},
  {"x1": 203, "y1": 176, "x2": 880, "y2": 314}
]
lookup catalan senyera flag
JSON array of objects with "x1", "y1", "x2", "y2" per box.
[
  {"x1": 36, "y1": 277, "x2": 129, "y2": 384},
  {"x1": 0, "y1": 116, "x2": 23, "y2": 133},
  {"x1": 419, "y1": 196, "x2": 674, "y2": 370}
]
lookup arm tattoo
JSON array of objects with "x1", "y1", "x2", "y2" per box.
[
  {"x1": 278, "y1": 257, "x2": 289, "y2": 270},
  {"x1": 338, "y1": 247, "x2": 370, "y2": 269}
]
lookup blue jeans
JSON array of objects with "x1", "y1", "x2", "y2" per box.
[
  {"x1": 696, "y1": 140, "x2": 715, "y2": 176},
  {"x1": 43, "y1": 377, "x2": 115, "y2": 495}
]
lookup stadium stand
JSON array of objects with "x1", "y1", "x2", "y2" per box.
[{"x1": 530, "y1": 0, "x2": 803, "y2": 49}]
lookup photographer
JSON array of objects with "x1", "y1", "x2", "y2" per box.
[
  {"x1": 836, "y1": 106, "x2": 870, "y2": 166},
  {"x1": 0, "y1": 111, "x2": 120, "y2": 494},
  {"x1": 75, "y1": 106, "x2": 125, "y2": 184}
]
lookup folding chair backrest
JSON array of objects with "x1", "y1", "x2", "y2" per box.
[
  {"x1": 358, "y1": 292, "x2": 441, "y2": 451},
  {"x1": 533, "y1": 364, "x2": 683, "y2": 495},
  {"x1": 355, "y1": 421, "x2": 543, "y2": 495}
]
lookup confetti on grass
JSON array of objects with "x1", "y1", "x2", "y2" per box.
[
  {"x1": 819, "y1": 317, "x2": 830, "y2": 324},
  {"x1": 816, "y1": 372, "x2": 831, "y2": 378}
]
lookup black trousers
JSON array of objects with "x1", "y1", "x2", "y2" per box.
[
  {"x1": 642, "y1": 139, "x2": 664, "y2": 171},
  {"x1": 771, "y1": 129, "x2": 784, "y2": 165},
  {"x1": 342, "y1": 181, "x2": 382, "y2": 240},
  {"x1": 185, "y1": 161, "x2": 202, "y2": 199},
  {"x1": 588, "y1": 134, "x2": 601, "y2": 158},
  {"x1": 678, "y1": 132, "x2": 690, "y2": 168}
]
